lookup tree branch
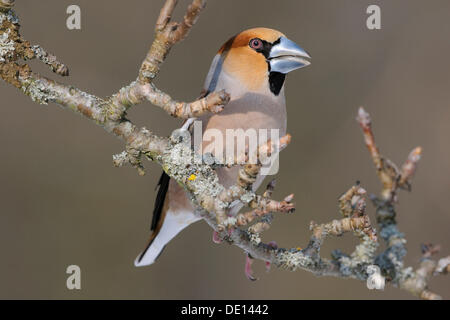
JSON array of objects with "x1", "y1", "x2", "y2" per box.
[{"x1": 0, "y1": 0, "x2": 447, "y2": 299}]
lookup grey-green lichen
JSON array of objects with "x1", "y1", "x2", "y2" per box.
[
  {"x1": 248, "y1": 231, "x2": 261, "y2": 246},
  {"x1": 333, "y1": 232, "x2": 379, "y2": 279},
  {"x1": 221, "y1": 216, "x2": 237, "y2": 228},
  {"x1": 0, "y1": 10, "x2": 20, "y2": 63},
  {"x1": 112, "y1": 151, "x2": 129, "y2": 167},
  {"x1": 1, "y1": 0, "x2": 444, "y2": 299},
  {"x1": 0, "y1": 29, "x2": 14, "y2": 62},
  {"x1": 0, "y1": 9, "x2": 18, "y2": 25},
  {"x1": 164, "y1": 139, "x2": 224, "y2": 201},
  {"x1": 276, "y1": 249, "x2": 318, "y2": 272},
  {"x1": 19, "y1": 77, "x2": 60, "y2": 105},
  {"x1": 240, "y1": 191, "x2": 255, "y2": 204},
  {"x1": 30, "y1": 45, "x2": 69, "y2": 76},
  {"x1": 351, "y1": 233, "x2": 379, "y2": 265}
]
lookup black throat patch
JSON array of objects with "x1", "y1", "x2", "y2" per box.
[{"x1": 269, "y1": 71, "x2": 286, "y2": 96}]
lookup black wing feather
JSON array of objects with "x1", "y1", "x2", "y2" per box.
[{"x1": 151, "y1": 171, "x2": 170, "y2": 231}]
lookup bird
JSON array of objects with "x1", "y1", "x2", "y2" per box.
[{"x1": 134, "y1": 28, "x2": 311, "y2": 267}]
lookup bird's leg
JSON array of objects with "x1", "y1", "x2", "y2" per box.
[
  {"x1": 243, "y1": 240, "x2": 277, "y2": 280},
  {"x1": 212, "y1": 230, "x2": 222, "y2": 244},
  {"x1": 244, "y1": 253, "x2": 257, "y2": 281},
  {"x1": 265, "y1": 241, "x2": 278, "y2": 272}
]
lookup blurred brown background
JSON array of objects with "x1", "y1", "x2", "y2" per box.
[{"x1": 0, "y1": 0, "x2": 449, "y2": 299}]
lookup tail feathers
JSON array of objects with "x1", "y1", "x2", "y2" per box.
[
  {"x1": 134, "y1": 233, "x2": 167, "y2": 267},
  {"x1": 134, "y1": 211, "x2": 201, "y2": 267}
]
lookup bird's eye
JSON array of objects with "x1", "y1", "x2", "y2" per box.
[{"x1": 249, "y1": 38, "x2": 263, "y2": 50}]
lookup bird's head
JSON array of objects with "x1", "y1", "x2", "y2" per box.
[{"x1": 217, "y1": 27, "x2": 311, "y2": 95}]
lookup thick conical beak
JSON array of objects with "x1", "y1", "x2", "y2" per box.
[{"x1": 269, "y1": 37, "x2": 311, "y2": 74}]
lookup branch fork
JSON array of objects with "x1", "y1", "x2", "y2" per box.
[{"x1": 0, "y1": 1, "x2": 447, "y2": 299}]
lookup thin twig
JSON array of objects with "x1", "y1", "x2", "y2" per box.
[{"x1": 0, "y1": 1, "x2": 447, "y2": 299}]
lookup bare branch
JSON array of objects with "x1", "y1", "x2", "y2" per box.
[
  {"x1": 311, "y1": 216, "x2": 377, "y2": 244},
  {"x1": 357, "y1": 107, "x2": 399, "y2": 201},
  {"x1": 31, "y1": 45, "x2": 69, "y2": 76},
  {"x1": 357, "y1": 107, "x2": 448, "y2": 299},
  {"x1": 139, "y1": 0, "x2": 206, "y2": 82},
  {"x1": 0, "y1": 1, "x2": 447, "y2": 300},
  {"x1": 143, "y1": 85, "x2": 230, "y2": 118},
  {"x1": 110, "y1": 82, "x2": 229, "y2": 119},
  {"x1": 155, "y1": 0, "x2": 178, "y2": 31},
  {"x1": 338, "y1": 182, "x2": 366, "y2": 218},
  {"x1": 398, "y1": 146, "x2": 423, "y2": 190}
]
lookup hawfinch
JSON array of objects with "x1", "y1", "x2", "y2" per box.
[{"x1": 135, "y1": 28, "x2": 311, "y2": 266}]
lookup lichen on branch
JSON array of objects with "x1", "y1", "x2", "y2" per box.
[{"x1": 0, "y1": 0, "x2": 448, "y2": 300}]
